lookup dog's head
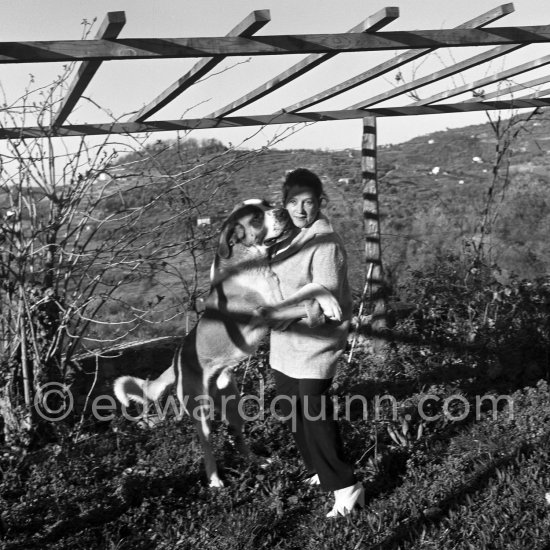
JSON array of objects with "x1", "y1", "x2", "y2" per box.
[{"x1": 217, "y1": 199, "x2": 291, "y2": 260}]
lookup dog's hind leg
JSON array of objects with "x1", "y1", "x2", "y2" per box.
[
  {"x1": 215, "y1": 369, "x2": 251, "y2": 458},
  {"x1": 178, "y1": 358, "x2": 224, "y2": 488},
  {"x1": 191, "y1": 396, "x2": 225, "y2": 488}
]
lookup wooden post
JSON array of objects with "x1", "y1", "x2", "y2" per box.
[{"x1": 361, "y1": 116, "x2": 387, "y2": 351}]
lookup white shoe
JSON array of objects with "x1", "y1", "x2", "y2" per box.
[
  {"x1": 304, "y1": 473, "x2": 321, "y2": 486},
  {"x1": 326, "y1": 482, "x2": 365, "y2": 518},
  {"x1": 208, "y1": 473, "x2": 225, "y2": 488}
]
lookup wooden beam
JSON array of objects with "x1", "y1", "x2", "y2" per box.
[
  {"x1": 281, "y1": 3, "x2": 516, "y2": 113},
  {"x1": 205, "y1": 7, "x2": 399, "y2": 119},
  {"x1": 463, "y1": 74, "x2": 550, "y2": 102},
  {"x1": 516, "y1": 85, "x2": 550, "y2": 99},
  {"x1": 128, "y1": 10, "x2": 271, "y2": 123},
  {"x1": 51, "y1": 12, "x2": 126, "y2": 128},
  {"x1": 3, "y1": 24, "x2": 550, "y2": 63},
  {"x1": 4, "y1": 98, "x2": 550, "y2": 139},
  {"x1": 415, "y1": 53, "x2": 550, "y2": 105},
  {"x1": 350, "y1": 43, "x2": 523, "y2": 109}
]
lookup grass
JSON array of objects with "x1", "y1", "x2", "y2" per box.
[{"x1": 2, "y1": 340, "x2": 550, "y2": 549}]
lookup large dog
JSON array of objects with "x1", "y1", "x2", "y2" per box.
[{"x1": 113, "y1": 199, "x2": 340, "y2": 487}]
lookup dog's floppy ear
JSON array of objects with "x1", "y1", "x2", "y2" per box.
[
  {"x1": 217, "y1": 220, "x2": 245, "y2": 259},
  {"x1": 217, "y1": 222, "x2": 233, "y2": 259}
]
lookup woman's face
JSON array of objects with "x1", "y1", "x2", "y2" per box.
[{"x1": 285, "y1": 186, "x2": 320, "y2": 229}]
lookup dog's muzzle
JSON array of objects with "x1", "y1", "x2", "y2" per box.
[{"x1": 263, "y1": 208, "x2": 292, "y2": 245}]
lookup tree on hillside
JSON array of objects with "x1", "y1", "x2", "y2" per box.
[
  {"x1": 384, "y1": 53, "x2": 548, "y2": 281},
  {"x1": 473, "y1": 105, "x2": 543, "y2": 269}
]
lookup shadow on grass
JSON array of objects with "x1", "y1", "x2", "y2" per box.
[
  {"x1": 356, "y1": 323, "x2": 547, "y2": 389},
  {"x1": 3, "y1": 467, "x2": 203, "y2": 550},
  {"x1": 368, "y1": 439, "x2": 539, "y2": 550}
]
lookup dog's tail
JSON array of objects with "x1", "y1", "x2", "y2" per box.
[{"x1": 113, "y1": 365, "x2": 176, "y2": 407}]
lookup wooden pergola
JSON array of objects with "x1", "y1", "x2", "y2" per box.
[
  {"x1": 1, "y1": 3, "x2": 549, "y2": 334},
  {"x1": 1, "y1": 4, "x2": 550, "y2": 139}
]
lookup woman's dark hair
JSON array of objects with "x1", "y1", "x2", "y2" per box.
[{"x1": 282, "y1": 168, "x2": 328, "y2": 205}]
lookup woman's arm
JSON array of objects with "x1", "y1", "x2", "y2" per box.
[
  {"x1": 271, "y1": 282, "x2": 342, "y2": 321},
  {"x1": 251, "y1": 298, "x2": 325, "y2": 330}
]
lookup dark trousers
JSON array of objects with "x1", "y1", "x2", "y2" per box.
[{"x1": 272, "y1": 369, "x2": 356, "y2": 492}]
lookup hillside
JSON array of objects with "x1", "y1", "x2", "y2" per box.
[
  {"x1": 113, "y1": 109, "x2": 550, "y2": 282},
  {"x1": 3, "y1": 110, "x2": 548, "y2": 345},
  {"x1": 78, "y1": 110, "x2": 547, "y2": 343},
  {"x1": 376, "y1": 113, "x2": 550, "y2": 282}
]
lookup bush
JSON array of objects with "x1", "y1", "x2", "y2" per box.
[{"x1": 395, "y1": 255, "x2": 550, "y2": 384}]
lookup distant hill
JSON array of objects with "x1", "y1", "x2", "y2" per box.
[
  {"x1": 108, "y1": 112, "x2": 550, "y2": 296},
  {"x1": 375, "y1": 112, "x2": 550, "y2": 284},
  {"x1": 125, "y1": 111, "x2": 550, "y2": 287}
]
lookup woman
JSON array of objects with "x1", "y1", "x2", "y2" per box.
[{"x1": 268, "y1": 168, "x2": 364, "y2": 518}]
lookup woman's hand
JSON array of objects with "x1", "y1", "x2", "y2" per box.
[
  {"x1": 272, "y1": 283, "x2": 342, "y2": 323},
  {"x1": 314, "y1": 286, "x2": 342, "y2": 322}
]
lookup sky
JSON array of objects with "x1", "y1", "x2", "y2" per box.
[{"x1": 1, "y1": 0, "x2": 549, "y2": 151}]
